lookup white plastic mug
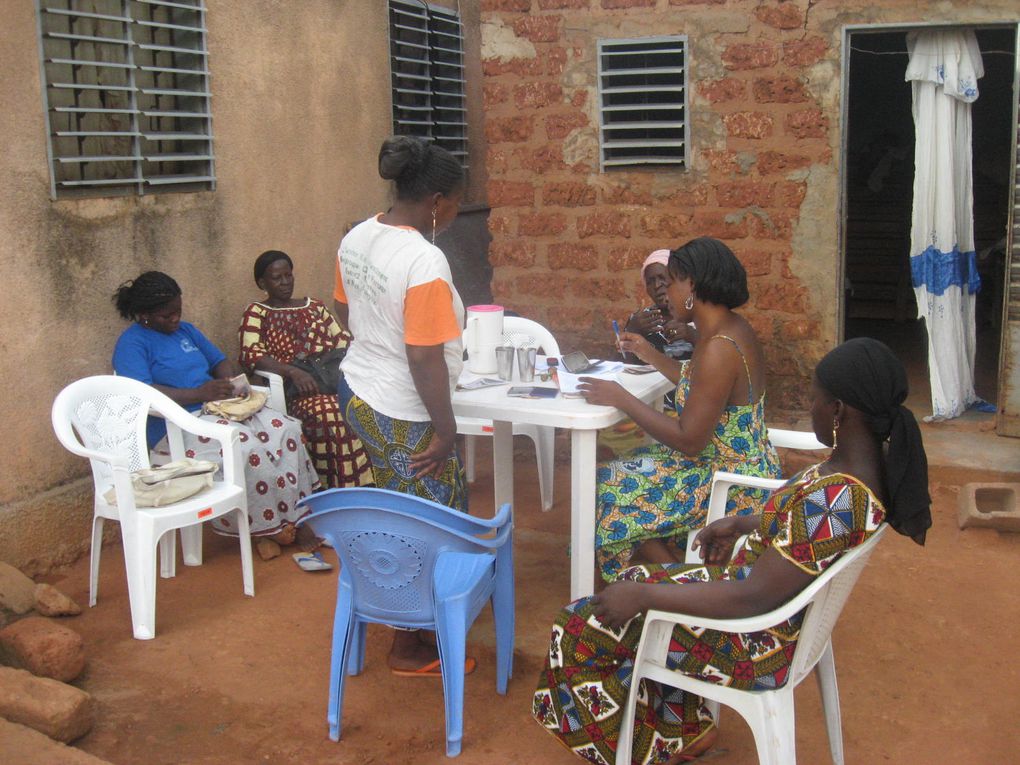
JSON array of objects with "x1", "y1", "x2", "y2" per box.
[{"x1": 464, "y1": 304, "x2": 504, "y2": 374}]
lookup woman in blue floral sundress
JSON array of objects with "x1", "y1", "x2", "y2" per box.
[{"x1": 577, "y1": 238, "x2": 780, "y2": 582}]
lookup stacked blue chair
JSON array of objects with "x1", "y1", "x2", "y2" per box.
[{"x1": 297, "y1": 488, "x2": 514, "y2": 758}]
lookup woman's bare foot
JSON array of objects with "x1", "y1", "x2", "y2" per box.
[
  {"x1": 664, "y1": 726, "x2": 718, "y2": 764},
  {"x1": 268, "y1": 523, "x2": 297, "y2": 546},
  {"x1": 387, "y1": 629, "x2": 439, "y2": 672},
  {"x1": 255, "y1": 538, "x2": 281, "y2": 560}
]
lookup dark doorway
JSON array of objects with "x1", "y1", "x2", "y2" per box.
[{"x1": 842, "y1": 27, "x2": 1016, "y2": 414}]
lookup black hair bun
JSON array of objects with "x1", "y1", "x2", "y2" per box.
[{"x1": 378, "y1": 135, "x2": 427, "y2": 182}]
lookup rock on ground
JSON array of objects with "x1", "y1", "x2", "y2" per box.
[
  {"x1": 0, "y1": 617, "x2": 86, "y2": 682},
  {"x1": 0, "y1": 667, "x2": 95, "y2": 743},
  {"x1": 0, "y1": 562, "x2": 36, "y2": 615},
  {"x1": 0, "y1": 719, "x2": 111, "y2": 764},
  {"x1": 34, "y1": 583, "x2": 82, "y2": 617}
]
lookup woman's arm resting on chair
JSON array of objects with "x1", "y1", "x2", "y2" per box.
[
  {"x1": 590, "y1": 547, "x2": 813, "y2": 630},
  {"x1": 405, "y1": 342, "x2": 457, "y2": 480}
]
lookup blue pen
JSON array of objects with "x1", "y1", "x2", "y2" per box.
[{"x1": 612, "y1": 319, "x2": 624, "y2": 352}]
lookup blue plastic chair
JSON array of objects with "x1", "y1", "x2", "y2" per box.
[{"x1": 297, "y1": 488, "x2": 514, "y2": 758}]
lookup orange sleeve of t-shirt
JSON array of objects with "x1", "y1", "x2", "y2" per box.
[
  {"x1": 333, "y1": 260, "x2": 347, "y2": 303},
  {"x1": 404, "y1": 278, "x2": 460, "y2": 346}
]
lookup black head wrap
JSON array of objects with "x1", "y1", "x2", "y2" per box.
[
  {"x1": 815, "y1": 337, "x2": 931, "y2": 545},
  {"x1": 253, "y1": 250, "x2": 293, "y2": 285}
]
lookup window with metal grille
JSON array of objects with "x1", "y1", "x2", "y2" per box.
[
  {"x1": 597, "y1": 36, "x2": 688, "y2": 171},
  {"x1": 388, "y1": 0, "x2": 468, "y2": 169},
  {"x1": 34, "y1": 0, "x2": 214, "y2": 199}
]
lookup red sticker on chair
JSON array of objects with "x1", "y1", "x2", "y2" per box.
[
  {"x1": 197, "y1": 508, "x2": 213, "y2": 519},
  {"x1": 482, "y1": 426, "x2": 493, "y2": 433}
]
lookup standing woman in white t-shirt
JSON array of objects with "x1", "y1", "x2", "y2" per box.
[{"x1": 334, "y1": 136, "x2": 470, "y2": 674}]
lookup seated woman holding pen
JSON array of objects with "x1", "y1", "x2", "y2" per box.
[{"x1": 578, "y1": 237, "x2": 781, "y2": 582}]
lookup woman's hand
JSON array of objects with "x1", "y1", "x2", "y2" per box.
[
  {"x1": 408, "y1": 430, "x2": 456, "y2": 479},
  {"x1": 691, "y1": 516, "x2": 754, "y2": 565},
  {"x1": 626, "y1": 307, "x2": 664, "y2": 336},
  {"x1": 287, "y1": 367, "x2": 319, "y2": 397},
  {"x1": 577, "y1": 377, "x2": 629, "y2": 408},
  {"x1": 617, "y1": 330, "x2": 657, "y2": 363},
  {"x1": 197, "y1": 378, "x2": 236, "y2": 402},
  {"x1": 663, "y1": 319, "x2": 695, "y2": 343},
  {"x1": 590, "y1": 581, "x2": 646, "y2": 630}
]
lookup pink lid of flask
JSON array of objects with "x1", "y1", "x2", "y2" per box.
[{"x1": 466, "y1": 304, "x2": 504, "y2": 312}]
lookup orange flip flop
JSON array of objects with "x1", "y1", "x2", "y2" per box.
[{"x1": 390, "y1": 657, "x2": 477, "y2": 678}]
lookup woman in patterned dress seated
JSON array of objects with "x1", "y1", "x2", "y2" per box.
[
  {"x1": 580, "y1": 238, "x2": 781, "y2": 583},
  {"x1": 533, "y1": 338, "x2": 932, "y2": 764},
  {"x1": 238, "y1": 250, "x2": 373, "y2": 492},
  {"x1": 112, "y1": 271, "x2": 320, "y2": 557}
]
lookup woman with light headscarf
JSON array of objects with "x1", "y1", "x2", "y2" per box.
[{"x1": 623, "y1": 249, "x2": 697, "y2": 361}]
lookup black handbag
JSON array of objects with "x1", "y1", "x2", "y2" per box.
[{"x1": 283, "y1": 347, "x2": 346, "y2": 400}]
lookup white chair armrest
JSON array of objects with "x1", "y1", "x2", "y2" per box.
[
  {"x1": 684, "y1": 471, "x2": 786, "y2": 564},
  {"x1": 252, "y1": 371, "x2": 286, "y2": 411},
  {"x1": 768, "y1": 428, "x2": 826, "y2": 450}
]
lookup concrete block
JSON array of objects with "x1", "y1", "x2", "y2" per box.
[
  {"x1": 0, "y1": 718, "x2": 111, "y2": 765},
  {"x1": 0, "y1": 667, "x2": 95, "y2": 743},
  {"x1": 958, "y1": 483, "x2": 1020, "y2": 532}
]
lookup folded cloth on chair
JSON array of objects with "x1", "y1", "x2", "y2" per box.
[
  {"x1": 103, "y1": 458, "x2": 219, "y2": 507},
  {"x1": 202, "y1": 390, "x2": 267, "y2": 422}
]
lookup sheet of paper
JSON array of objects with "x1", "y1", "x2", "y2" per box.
[
  {"x1": 556, "y1": 361, "x2": 624, "y2": 395},
  {"x1": 456, "y1": 370, "x2": 509, "y2": 390}
]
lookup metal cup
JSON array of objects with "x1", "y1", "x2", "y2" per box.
[
  {"x1": 516, "y1": 346, "x2": 538, "y2": 383},
  {"x1": 495, "y1": 346, "x2": 516, "y2": 381}
]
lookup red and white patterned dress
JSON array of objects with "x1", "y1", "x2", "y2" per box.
[{"x1": 238, "y1": 298, "x2": 373, "y2": 490}]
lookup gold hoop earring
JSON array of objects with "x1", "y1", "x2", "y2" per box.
[
  {"x1": 831, "y1": 418, "x2": 840, "y2": 449},
  {"x1": 431, "y1": 205, "x2": 438, "y2": 245},
  {"x1": 684, "y1": 294, "x2": 694, "y2": 311}
]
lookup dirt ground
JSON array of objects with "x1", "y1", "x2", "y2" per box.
[{"x1": 34, "y1": 436, "x2": 1020, "y2": 765}]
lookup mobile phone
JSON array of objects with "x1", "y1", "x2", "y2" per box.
[
  {"x1": 561, "y1": 351, "x2": 597, "y2": 374},
  {"x1": 507, "y1": 386, "x2": 558, "y2": 399}
]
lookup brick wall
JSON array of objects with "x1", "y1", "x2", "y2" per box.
[{"x1": 478, "y1": 0, "x2": 1016, "y2": 411}]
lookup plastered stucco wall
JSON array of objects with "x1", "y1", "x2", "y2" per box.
[
  {"x1": 0, "y1": 1, "x2": 397, "y2": 572},
  {"x1": 479, "y1": 0, "x2": 1018, "y2": 411}
]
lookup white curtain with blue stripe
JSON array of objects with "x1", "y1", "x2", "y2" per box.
[{"x1": 906, "y1": 29, "x2": 984, "y2": 420}]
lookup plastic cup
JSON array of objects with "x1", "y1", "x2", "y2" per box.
[
  {"x1": 495, "y1": 346, "x2": 516, "y2": 381},
  {"x1": 516, "y1": 347, "x2": 538, "y2": 383}
]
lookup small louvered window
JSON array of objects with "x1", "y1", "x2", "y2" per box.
[
  {"x1": 35, "y1": 0, "x2": 214, "y2": 199},
  {"x1": 597, "y1": 36, "x2": 688, "y2": 171},
  {"x1": 388, "y1": 0, "x2": 468, "y2": 169}
]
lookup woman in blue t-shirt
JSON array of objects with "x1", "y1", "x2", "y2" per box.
[{"x1": 112, "y1": 271, "x2": 319, "y2": 558}]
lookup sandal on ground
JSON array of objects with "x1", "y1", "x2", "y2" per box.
[
  {"x1": 390, "y1": 657, "x2": 477, "y2": 678},
  {"x1": 292, "y1": 551, "x2": 333, "y2": 572}
]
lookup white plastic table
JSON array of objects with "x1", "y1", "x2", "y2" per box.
[{"x1": 452, "y1": 371, "x2": 673, "y2": 600}]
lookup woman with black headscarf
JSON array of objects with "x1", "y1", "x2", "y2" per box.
[{"x1": 532, "y1": 338, "x2": 930, "y2": 764}]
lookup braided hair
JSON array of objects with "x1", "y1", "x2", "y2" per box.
[
  {"x1": 668, "y1": 237, "x2": 749, "y2": 309},
  {"x1": 112, "y1": 271, "x2": 182, "y2": 320},
  {"x1": 378, "y1": 136, "x2": 463, "y2": 202}
]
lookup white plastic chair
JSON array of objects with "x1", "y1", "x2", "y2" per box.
[
  {"x1": 51, "y1": 375, "x2": 254, "y2": 640},
  {"x1": 683, "y1": 428, "x2": 827, "y2": 562},
  {"x1": 251, "y1": 371, "x2": 286, "y2": 411},
  {"x1": 618, "y1": 523, "x2": 887, "y2": 765},
  {"x1": 459, "y1": 316, "x2": 560, "y2": 511}
]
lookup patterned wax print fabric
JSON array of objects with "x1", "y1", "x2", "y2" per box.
[
  {"x1": 238, "y1": 298, "x2": 373, "y2": 489},
  {"x1": 151, "y1": 408, "x2": 320, "y2": 537},
  {"x1": 533, "y1": 467, "x2": 886, "y2": 764},
  {"x1": 338, "y1": 378, "x2": 468, "y2": 513},
  {"x1": 595, "y1": 341, "x2": 781, "y2": 582}
]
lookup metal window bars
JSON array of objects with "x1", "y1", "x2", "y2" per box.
[
  {"x1": 596, "y1": 36, "x2": 689, "y2": 171},
  {"x1": 35, "y1": 0, "x2": 215, "y2": 198},
  {"x1": 388, "y1": 0, "x2": 468, "y2": 170}
]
